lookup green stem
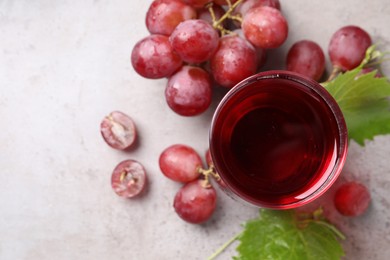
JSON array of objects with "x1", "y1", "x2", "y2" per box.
[
  {"x1": 326, "y1": 66, "x2": 342, "y2": 82},
  {"x1": 212, "y1": 0, "x2": 244, "y2": 29},
  {"x1": 207, "y1": 232, "x2": 242, "y2": 260}
]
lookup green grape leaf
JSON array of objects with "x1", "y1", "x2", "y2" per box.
[
  {"x1": 324, "y1": 48, "x2": 390, "y2": 145},
  {"x1": 234, "y1": 209, "x2": 344, "y2": 260}
]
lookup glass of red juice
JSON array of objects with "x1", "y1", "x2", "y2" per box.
[{"x1": 209, "y1": 71, "x2": 348, "y2": 209}]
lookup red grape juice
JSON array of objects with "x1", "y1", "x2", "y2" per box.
[{"x1": 210, "y1": 71, "x2": 348, "y2": 209}]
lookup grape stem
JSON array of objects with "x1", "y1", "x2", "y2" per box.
[
  {"x1": 229, "y1": 14, "x2": 243, "y2": 23},
  {"x1": 198, "y1": 165, "x2": 221, "y2": 188},
  {"x1": 208, "y1": 0, "x2": 244, "y2": 36},
  {"x1": 325, "y1": 66, "x2": 342, "y2": 82},
  {"x1": 226, "y1": 0, "x2": 232, "y2": 8},
  {"x1": 207, "y1": 232, "x2": 242, "y2": 260}
]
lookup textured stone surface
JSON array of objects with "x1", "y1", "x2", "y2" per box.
[{"x1": 1, "y1": 0, "x2": 390, "y2": 259}]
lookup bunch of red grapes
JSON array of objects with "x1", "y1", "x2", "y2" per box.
[
  {"x1": 131, "y1": 0, "x2": 372, "y2": 117},
  {"x1": 131, "y1": 0, "x2": 287, "y2": 116},
  {"x1": 102, "y1": 0, "x2": 374, "y2": 224}
]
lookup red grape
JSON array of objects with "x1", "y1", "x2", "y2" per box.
[
  {"x1": 233, "y1": 29, "x2": 267, "y2": 69},
  {"x1": 145, "y1": 0, "x2": 196, "y2": 36},
  {"x1": 242, "y1": 6, "x2": 288, "y2": 49},
  {"x1": 334, "y1": 181, "x2": 371, "y2": 217},
  {"x1": 100, "y1": 111, "x2": 137, "y2": 150},
  {"x1": 182, "y1": 0, "x2": 211, "y2": 8},
  {"x1": 328, "y1": 25, "x2": 372, "y2": 71},
  {"x1": 170, "y1": 19, "x2": 219, "y2": 63},
  {"x1": 235, "y1": 0, "x2": 281, "y2": 17},
  {"x1": 165, "y1": 66, "x2": 212, "y2": 116},
  {"x1": 174, "y1": 179, "x2": 217, "y2": 224},
  {"x1": 286, "y1": 40, "x2": 325, "y2": 81},
  {"x1": 131, "y1": 34, "x2": 182, "y2": 79},
  {"x1": 210, "y1": 35, "x2": 257, "y2": 88},
  {"x1": 159, "y1": 144, "x2": 203, "y2": 182},
  {"x1": 111, "y1": 160, "x2": 147, "y2": 198}
]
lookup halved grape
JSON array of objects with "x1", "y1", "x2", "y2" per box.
[
  {"x1": 146, "y1": 0, "x2": 196, "y2": 36},
  {"x1": 165, "y1": 65, "x2": 212, "y2": 116},
  {"x1": 328, "y1": 25, "x2": 371, "y2": 71},
  {"x1": 131, "y1": 34, "x2": 182, "y2": 79},
  {"x1": 242, "y1": 6, "x2": 288, "y2": 49},
  {"x1": 159, "y1": 144, "x2": 203, "y2": 182},
  {"x1": 111, "y1": 160, "x2": 147, "y2": 198},
  {"x1": 100, "y1": 111, "x2": 137, "y2": 150},
  {"x1": 210, "y1": 35, "x2": 257, "y2": 88},
  {"x1": 286, "y1": 40, "x2": 325, "y2": 81},
  {"x1": 334, "y1": 181, "x2": 371, "y2": 217},
  {"x1": 170, "y1": 19, "x2": 219, "y2": 64},
  {"x1": 174, "y1": 179, "x2": 217, "y2": 224}
]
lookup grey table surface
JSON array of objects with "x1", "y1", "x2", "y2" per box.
[{"x1": 1, "y1": 0, "x2": 390, "y2": 259}]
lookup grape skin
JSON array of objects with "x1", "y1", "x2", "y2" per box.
[
  {"x1": 111, "y1": 160, "x2": 147, "y2": 198},
  {"x1": 159, "y1": 144, "x2": 203, "y2": 183},
  {"x1": 146, "y1": 0, "x2": 196, "y2": 36},
  {"x1": 210, "y1": 35, "x2": 257, "y2": 88},
  {"x1": 165, "y1": 66, "x2": 212, "y2": 116},
  {"x1": 235, "y1": 0, "x2": 281, "y2": 17},
  {"x1": 286, "y1": 40, "x2": 325, "y2": 81},
  {"x1": 334, "y1": 181, "x2": 371, "y2": 217},
  {"x1": 131, "y1": 34, "x2": 183, "y2": 79},
  {"x1": 242, "y1": 6, "x2": 288, "y2": 49},
  {"x1": 182, "y1": 0, "x2": 211, "y2": 8},
  {"x1": 233, "y1": 29, "x2": 267, "y2": 69},
  {"x1": 328, "y1": 25, "x2": 372, "y2": 71},
  {"x1": 100, "y1": 111, "x2": 137, "y2": 150},
  {"x1": 174, "y1": 179, "x2": 217, "y2": 224},
  {"x1": 170, "y1": 19, "x2": 219, "y2": 64}
]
